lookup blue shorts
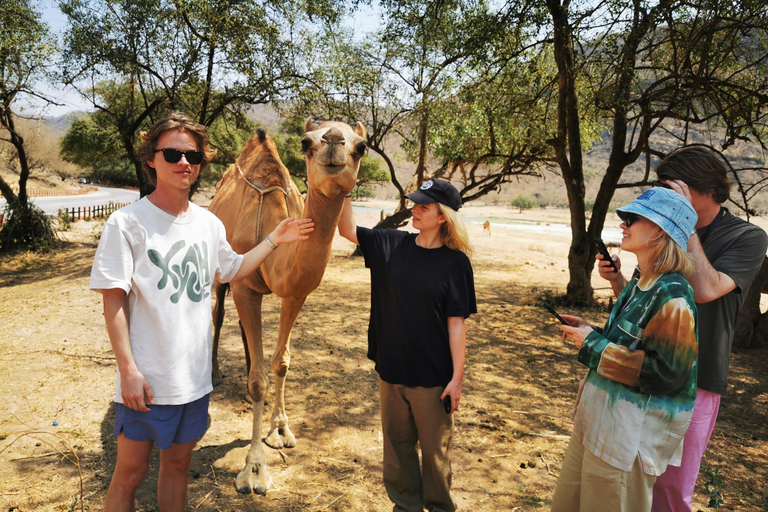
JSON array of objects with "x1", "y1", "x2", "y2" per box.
[{"x1": 113, "y1": 394, "x2": 210, "y2": 450}]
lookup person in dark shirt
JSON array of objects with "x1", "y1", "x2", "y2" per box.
[{"x1": 338, "y1": 178, "x2": 477, "y2": 512}]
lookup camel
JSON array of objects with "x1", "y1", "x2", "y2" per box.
[
  {"x1": 483, "y1": 220, "x2": 491, "y2": 237},
  {"x1": 208, "y1": 119, "x2": 367, "y2": 495}
]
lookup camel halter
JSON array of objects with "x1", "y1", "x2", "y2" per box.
[{"x1": 237, "y1": 164, "x2": 292, "y2": 244}]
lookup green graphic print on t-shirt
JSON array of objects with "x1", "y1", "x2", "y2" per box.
[{"x1": 148, "y1": 240, "x2": 211, "y2": 303}]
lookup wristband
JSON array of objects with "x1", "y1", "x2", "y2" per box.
[{"x1": 265, "y1": 236, "x2": 278, "y2": 251}]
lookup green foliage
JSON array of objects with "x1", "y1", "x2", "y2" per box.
[
  {"x1": 511, "y1": 194, "x2": 538, "y2": 212},
  {"x1": 272, "y1": 117, "x2": 308, "y2": 185},
  {"x1": 703, "y1": 465, "x2": 724, "y2": 511},
  {"x1": 0, "y1": 199, "x2": 58, "y2": 253},
  {"x1": 90, "y1": 160, "x2": 139, "y2": 188},
  {"x1": 60, "y1": 115, "x2": 125, "y2": 171},
  {"x1": 58, "y1": 209, "x2": 73, "y2": 231},
  {"x1": 351, "y1": 185, "x2": 376, "y2": 199}
]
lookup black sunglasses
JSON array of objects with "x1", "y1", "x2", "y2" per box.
[
  {"x1": 623, "y1": 212, "x2": 640, "y2": 227},
  {"x1": 155, "y1": 148, "x2": 204, "y2": 165}
]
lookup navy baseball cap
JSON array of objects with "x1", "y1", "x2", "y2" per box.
[{"x1": 405, "y1": 179, "x2": 462, "y2": 211}]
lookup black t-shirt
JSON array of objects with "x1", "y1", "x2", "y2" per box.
[
  {"x1": 357, "y1": 226, "x2": 477, "y2": 388},
  {"x1": 696, "y1": 211, "x2": 768, "y2": 394}
]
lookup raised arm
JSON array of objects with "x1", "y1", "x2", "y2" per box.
[
  {"x1": 233, "y1": 217, "x2": 314, "y2": 281},
  {"x1": 596, "y1": 253, "x2": 628, "y2": 298},
  {"x1": 338, "y1": 195, "x2": 359, "y2": 245}
]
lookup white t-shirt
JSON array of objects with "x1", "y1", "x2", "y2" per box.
[{"x1": 90, "y1": 197, "x2": 243, "y2": 405}]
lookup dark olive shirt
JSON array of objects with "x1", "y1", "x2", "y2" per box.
[{"x1": 696, "y1": 211, "x2": 768, "y2": 394}]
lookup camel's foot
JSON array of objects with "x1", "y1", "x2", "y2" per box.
[
  {"x1": 235, "y1": 462, "x2": 272, "y2": 495},
  {"x1": 264, "y1": 425, "x2": 296, "y2": 449},
  {"x1": 212, "y1": 368, "x2": 223, "y2": 387}
]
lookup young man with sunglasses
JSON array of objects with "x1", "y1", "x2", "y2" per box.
[
  {"x1": 597, "y1": 146, "x2": 768, "y2": 512},
  {"x1": 90, "y1": 111, "x2": 313, "y2": 511}
]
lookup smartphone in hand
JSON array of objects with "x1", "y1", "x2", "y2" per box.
[
  {"x1": 543, "y1": 302, "x2": 568, "y2": 325},
  {"x1": 594, "y1": 237, "x2": 618, "y2": 273},
  {"x1": 442, "y1": 395, "x2": 452, "y2": 414}
]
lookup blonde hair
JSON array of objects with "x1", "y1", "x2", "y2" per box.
[
  {"x1": 437, "y1": 204, "x2": 473, "y2": 259},
  {"x1": 646, "y1": 230, "x2": 694, "y2": 276}
]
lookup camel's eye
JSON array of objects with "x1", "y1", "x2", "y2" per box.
[
  {"x1": 355, "y1": 141, "x2": 367, "y2": 157},
  {"x1": 301, "y1": 137, "x2": 312, "y2": 153}
]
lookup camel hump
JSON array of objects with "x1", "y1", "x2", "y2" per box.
[{"x1": 323, "y1": 127, "x2": 345, "y2": 144}]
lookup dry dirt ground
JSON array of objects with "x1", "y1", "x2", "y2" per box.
[{"x1": 1, "y1": 201, "x2": 767, "y2": 512}]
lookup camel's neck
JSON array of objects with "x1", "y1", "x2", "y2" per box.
[
  {"x1": 268, "y1": 187, "x2": 345, "y2": 297},
  {"x1": 299, "y1": 187, "x2": 345, "y2": 255}
]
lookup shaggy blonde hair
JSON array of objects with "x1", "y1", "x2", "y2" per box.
[
  {"x1": 437, "y1": 204, "x2": 473, "y2": 259},
  {"x1": 646, "y1": 230, "x2": 694, "y2": 277}
]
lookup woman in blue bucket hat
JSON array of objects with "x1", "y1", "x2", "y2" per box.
[{"x1": 551, "y1": 187, "x2": 700, "y2": 512}]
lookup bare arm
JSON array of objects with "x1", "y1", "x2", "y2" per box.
[
  {"x1": 101, "y1": 288, "x2": 153, "y2": 411},
  {"x1": 233, "y1": 217, "x2": 315, "y2": 281},
  {"x1": 685, "y1": 233, "x2": 737, "y2": 303},
  {"x1": 441, "y1": 317, "x2": 466, "y2": 414},
  {"x1": 663, "y1": 179, "x2": 737, "y2": 303},
  {"x1": 596, "y1": 253, "x2": 628, "y2": 298},
  {"x1": 337, "y1": 195, "x2": 359, "y2": 245}
]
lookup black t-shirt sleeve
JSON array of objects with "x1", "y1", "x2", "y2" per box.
[
  {"x1": 357, "y1": 226, "x2": 410, "y2": 270},
  {"x1": 445, "y1": 257, "x2": 477, "y2": 318}
]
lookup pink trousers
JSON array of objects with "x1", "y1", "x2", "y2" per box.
[{"x1": 651, "y1": 388, "x2": 721, "y2": 512}]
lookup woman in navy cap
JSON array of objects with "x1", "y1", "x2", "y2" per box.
[
  {"x1": 338, "y1": 178, "x2": 476, "y2": 512},
  {"x1": 551, "y1": 187, "x2": 699, "y2": 512}
]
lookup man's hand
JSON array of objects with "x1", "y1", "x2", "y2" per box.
[{"x1": 121, "y1": 369, "x2": 153, "y2": 412}]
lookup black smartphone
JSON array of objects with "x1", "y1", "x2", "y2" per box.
[
  {"x1": 543, "y1": 302, "x2": 568, "y2": 325},
  {"x1": 442, "y1": 395, "x2": 452, "y2": 414},
  {"x1": 594, "y1": 237, "x2": 618, "y2": 273}
]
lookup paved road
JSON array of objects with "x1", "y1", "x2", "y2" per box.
[{"x1": 0, "y1": 186, "x2": 140, "y2": 216}]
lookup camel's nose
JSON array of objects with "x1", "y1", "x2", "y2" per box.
[{"x1": 322, "y1": 128, "x2": 345, "y2": 145}]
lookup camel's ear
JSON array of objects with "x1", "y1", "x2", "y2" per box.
[
  {"x1": 305, "y1": 118, "x2": 315, "y2": 133},
  {"x1": 355, "y1": 121, "x2": 367, "y2": 140}
]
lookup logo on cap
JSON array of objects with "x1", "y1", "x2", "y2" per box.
[{"x1": 421, "y1": 180, "x2": 434, "y2": 190}]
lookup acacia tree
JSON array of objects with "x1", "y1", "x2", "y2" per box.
[
  {"x1": 59, "y1": 0, "x2": 319, "y2": 196},
  {"x1": 291, "y1": 0, "x2": 540, "y2": 229},
  {"x1": 543, "y1": 0, "x2": 768, "y2": 305},
  {"x1": 0, "y1": 0, "x2": 56, "y2": 205},
  {"x1": 0, "y1": 0, "x2": 59, "y2": 251}
]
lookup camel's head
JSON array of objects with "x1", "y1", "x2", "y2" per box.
[{"x1": 301, "y1": 119, "x2": 367, "y2": 198}]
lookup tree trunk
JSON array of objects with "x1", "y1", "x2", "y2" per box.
[{"x1": 733, "y1": 256, "x2": 768, "y2": 350}]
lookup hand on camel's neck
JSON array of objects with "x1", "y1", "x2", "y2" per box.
[{"x1": 148, "y1": 187, "x2": 191, "y2": 217}]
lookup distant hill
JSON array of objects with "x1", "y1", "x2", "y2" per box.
[{"x1": 44, "y1": 112, "x2": 82, "y2": 135}]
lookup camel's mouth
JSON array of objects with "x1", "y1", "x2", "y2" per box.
[{"x1": 321, "y1": 163, "x2": 347, "y2": 175}]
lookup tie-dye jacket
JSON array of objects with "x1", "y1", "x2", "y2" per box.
[{"x1": 572, "y1": 272, "x2": 698, "y2": 475}]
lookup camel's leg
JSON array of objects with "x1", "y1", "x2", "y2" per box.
[
  {"x1": 211, "y1": 281, "x2": 229, "y2": 386},
  {"x1": 264, "y1": 296, "x2": 306, "y2": 450},
  {"x1": 231, "y1": 286, "x2": 272, "y2": 495},
  {"x1": 239, "y1": 320, "x2": 254, "y2": 404}
]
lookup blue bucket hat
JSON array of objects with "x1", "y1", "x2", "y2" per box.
[{"x1": 616, "y1": 187, "x2": 698, "y2": 250}]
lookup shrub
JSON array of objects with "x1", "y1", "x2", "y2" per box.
[
  {"x1": 0, "y1": 199, "x2": 59, "y2": 253},
  {"x1": 511, "y1": 194, "x2": 538, "y2": 212}
]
